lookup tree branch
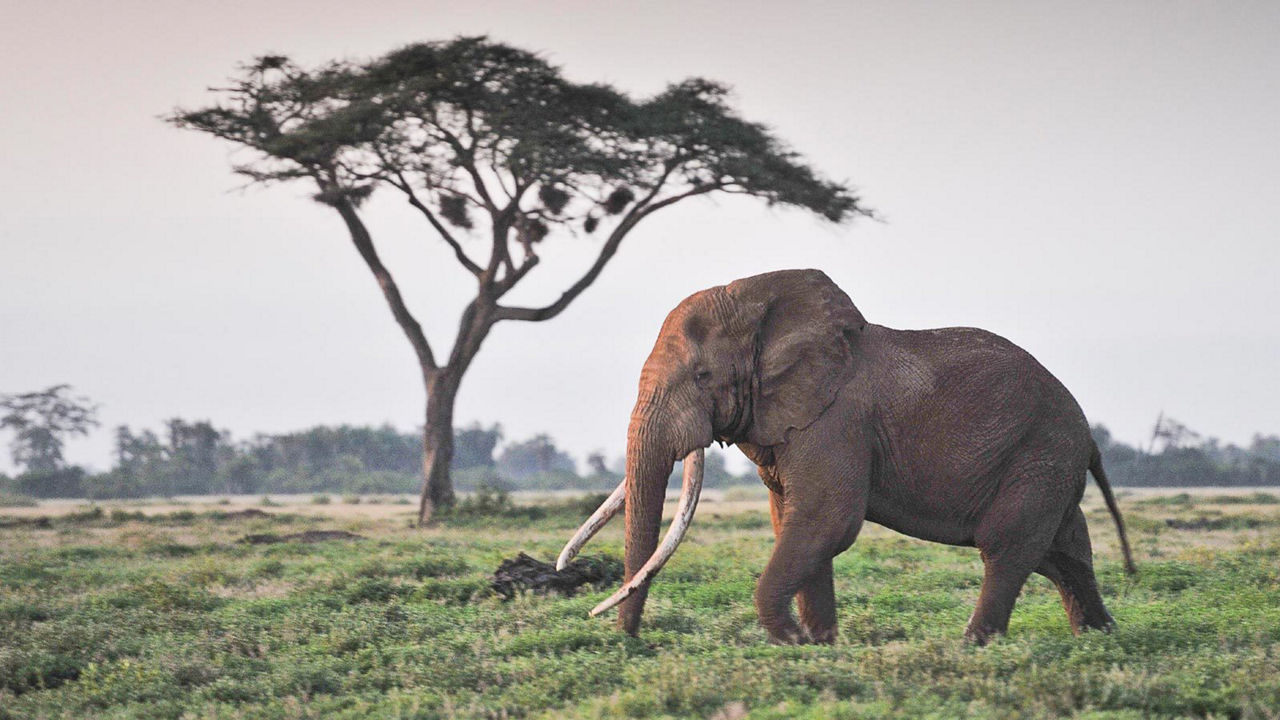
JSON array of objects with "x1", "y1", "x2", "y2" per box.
[
  {"x1": 636, "y1": 181, "x2": 723, "y2": 217},
  {"x1": 482, "y1": 181, "x2": 533, "y2": 286},
  {"x1": 388, "y1": 172, "x2": 483, "y2": 277},
  {"x1": 329, "y1": 190, "x2": 439, "y2": 373},
  {"x1": 438, "y1": 127, "x2": 498, "y2": 213},
  {"x1": 496, "y1": 255, "x2": 540, "y2": 296},
  {"x1": 492, "y1": 183, "x2": 721, "y2": 322}
]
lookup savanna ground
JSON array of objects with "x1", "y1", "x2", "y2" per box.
[{"x1": 2, "y1": 487, "x2": 1278, "y2": 719}]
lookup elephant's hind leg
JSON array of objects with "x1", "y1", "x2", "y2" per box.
[
  {"x1": 965, "y1": 553, "x2": 1038, "y2": 645},
  {"x1": 1036, "y1": 507, "x2": 1114, "y2": 634},
  {"x1": 796, "y1": 561, "x2": 838, "y2": 644},
  {"x1": 966, "y1": 478, "x2": 1071, "y2": 644}
]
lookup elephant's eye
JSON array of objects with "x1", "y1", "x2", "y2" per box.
[{"x1": 694, "y1": 369, "x2": 712, "y2": 385}]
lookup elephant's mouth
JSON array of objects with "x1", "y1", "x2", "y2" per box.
[
  {"x1": 556, "y1": 448, "x2": 705, "y2": 616},
  {"x1": 713, "y1": 365, "x2": 755, "y2": 445}
]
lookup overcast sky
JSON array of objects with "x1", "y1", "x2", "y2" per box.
[{"x1": 2, "y1": 0, "x2": 1278, "y2": 474}]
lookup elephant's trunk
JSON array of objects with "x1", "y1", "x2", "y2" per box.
[
  {"x1": 593, "y1": 446, "x2": 703, "y2": 629},
  {"x1": 556, "y1": 360, "x2": 711, "y2": 635},
  {"x1": 555, "y1": 401, "x2": 704, "y2": 635}
]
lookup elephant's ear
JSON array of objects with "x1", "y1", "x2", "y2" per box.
[{"x1": 728, "y1": 269, "x2": 866, "y2": 447}]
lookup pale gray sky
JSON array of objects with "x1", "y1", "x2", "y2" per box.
[{"x1": 2, "y1": 0, "x2": 1278, "y2": 473}]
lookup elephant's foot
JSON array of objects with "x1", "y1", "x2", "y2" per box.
[
  {"x1": 1073, "y1": 612, "x2": 1116, "y2": 635},
  {"x1": 767, "y1": 627, "x2": 809, "y2": 645},
  {"x1": 962, "y1": 621, "x2": 1004, "y2": 646},
  {"x1": 1060, "y1": 592, "x2": 1116, "y2": 635},
  {"x1": 763, "y1": 619, "x2": 836, "y2": 645},
  {"x1": 760, "y1": 614, "x2": 810, "y2": 645},
  {"x1": 806, "y1": 626, "x2": 837, "y2": 645}
]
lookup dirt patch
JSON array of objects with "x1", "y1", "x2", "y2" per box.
[
  {"x1": 238, "y1": 529, "x2": 364, "y2": 545},
  {"x1": 491, "y1": 552, "x2": 623, "y2": 599}
]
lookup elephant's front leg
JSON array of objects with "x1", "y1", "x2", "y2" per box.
[
  {"x1": 768, "y1": 489, "x2": 839, "y2": 644},
  {"x1": 756, "y1": 443, "x2": 869, "y2": 644}
]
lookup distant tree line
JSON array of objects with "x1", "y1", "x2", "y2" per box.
[
  {"x1": 0, "y1": 397, "x2": 754, "y2": 499},
  {"x1": 3, "y1": 387, "x2": 1279, "y2": 500},
  {"x1": 1093, "y1": 423, "x2": 1280, "y2": 487}
]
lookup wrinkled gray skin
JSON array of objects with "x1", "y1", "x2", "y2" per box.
[{"x1": 619, "y1": 268, "x2": 1135, "y2": 645}]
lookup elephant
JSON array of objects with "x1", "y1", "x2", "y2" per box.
[{"x1": 558, "y1": 268, "x2": 1136, "y2": 645}]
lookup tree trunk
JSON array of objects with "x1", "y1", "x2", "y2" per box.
[
  {"x1": 416, "y1": 300, "x2": 496, "y2": 524},
  {"x1": 419, "y1": 370, "x2": 460, "y2": 524}
]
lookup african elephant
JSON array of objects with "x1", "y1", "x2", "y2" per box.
[{"x1": 558, "y1": 268, "x2": 1136, "y2": 645}]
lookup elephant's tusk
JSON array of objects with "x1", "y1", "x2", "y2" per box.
[
  {"x1": 556, "y1": 480, "x2": 626, "y2": 571},
  {"x1": 590, "y1": 448, "x2": 704, "y2": 618}
]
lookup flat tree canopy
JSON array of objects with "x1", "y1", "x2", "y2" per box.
[
  {"x1": 171, "y1": 36, "x2": 870, "y2": 522},
  {"x1": 1, "y1": 385, "x2": 99, "y2": 474}
]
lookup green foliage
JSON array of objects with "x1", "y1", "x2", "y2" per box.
[
  {"x1": 444, "y1": 480, "x2": 546, "y2": 523},
  {"x1": 1094, "y1": 423, "x2": 1280, "y2": 487},
  {"x1": 12, "y1": 467, "x2": 87, "y2": 498},
  {"x1": 74, "y1": 419, "x2": 667, "y2": 501},
  {"x1": 0, "y1": 492, "x2": 38, "y2": 507},
  {"x1": 497, "y1": 434, "x2": 578, "y2": 480},
  {"x1": 454, "y1": 422, "x2": 502, "y2": 470},
  {"x1": 1134, "y1": 492, "x2": 1195, "y2": 506},
  {"x1": 0, "y1": 384, "x2": 99, "y2": 473},
  {"x1": 170, "y1": 37, "x2": 867, "y2": 234},
  {"x1": 54, "y1": 416, "x2": 763, "y2": 503},
  {"x1": 1206, "y1": 491, "x2": 1279, "y2": 504}
]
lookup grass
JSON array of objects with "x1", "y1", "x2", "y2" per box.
[{"x1": 1, "y1": 490, "x2": 1278, "y2": 718}]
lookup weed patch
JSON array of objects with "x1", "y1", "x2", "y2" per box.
[
  {"x1": 237, "y1": 529, "x2": 364, "y2": 545},
  {"x1": 1204, "y1": 491, "x2": 1280, "y2": 504},
  {"x1": 1164, "y1": 515, "x2": 1270, "y2": 531}
]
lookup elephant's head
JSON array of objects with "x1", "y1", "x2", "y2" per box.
[{"x1": 557, "y1": 269, "x2": 868, "y2": 635}]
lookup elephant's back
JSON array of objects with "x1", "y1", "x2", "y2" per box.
[
  {"x1": 866, "y1": 324, "x2": 1093, "y2": 479},
  {"x1": 876, "y1": 325, "x2": 1078, "y2": 406}
]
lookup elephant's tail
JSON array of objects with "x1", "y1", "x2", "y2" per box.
[{"x1": 1089, "y1": 445, "x2": 1137, "y2": 576}]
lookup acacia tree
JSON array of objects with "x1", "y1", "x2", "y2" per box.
[
  {"x1": 0, "y1": 385, "x2": 99, "y2": 473},
  {"x1": 171, "y1": 37, "x2": 869, "y2": 523}
]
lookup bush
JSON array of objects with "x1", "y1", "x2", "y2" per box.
[
  {"x1": 83, "y1": 470, "x2": 147, "y2": 500},
  {"x1": 445, "y1": 480, "x2": 545, "y2": 521},
  {"x1": 451, "y1": 467, "x2": 511, "y2": 492},
  {"x1": 0, "y1": 493, "x2": 38, "y2": 508},
  {"x1": 11, "y1": 467, "x2": 86, "y2": 498}
]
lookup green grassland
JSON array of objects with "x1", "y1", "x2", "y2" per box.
[{"x1": 2, "y1": 490, "x2": 1279, "y2": 719}]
